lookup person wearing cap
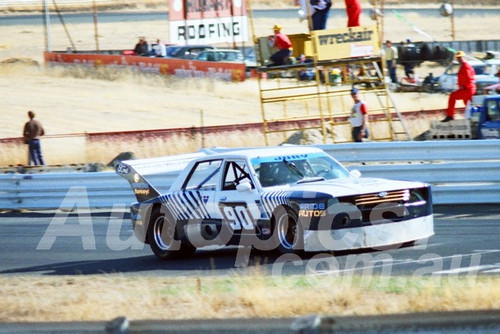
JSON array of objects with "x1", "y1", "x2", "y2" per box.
[
  {"x1": 443, "y1": 50, "x2": 476, "y2": 122},
  {"x1": 268, "y1": 24, "x2": 292, "y2": 66},
  {"x1": 23, "y1": 110, "x2": 45, "y2": 165},
  {"x1": 311, "y1": 0, "x2": 332, "y2": 30},
  {"x1": 402, "y1": 39, "x2": 416, "y2": 80},
  {"x1": 349, "y1": 87, "x2": 369, "y2": 142}
]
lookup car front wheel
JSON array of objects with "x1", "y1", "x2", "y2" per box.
[{"x1": 273, "y1": 206, "x2": 303, "y2": 254}]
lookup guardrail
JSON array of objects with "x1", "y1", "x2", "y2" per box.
[
  {"x1": 0, "y1": 140, "x2": 499, "y2": 210},
  {"x1": 1, "y1": 310, "x2": 500, "y2": 333}
]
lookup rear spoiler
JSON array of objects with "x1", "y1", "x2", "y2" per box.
[{"x1": 114, "y1": 152, "x2": 209, "y2": 202}]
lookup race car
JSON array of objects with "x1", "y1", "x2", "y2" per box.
[{"x1": 115, "y1": 146, "x2": 434, "y2": 259}]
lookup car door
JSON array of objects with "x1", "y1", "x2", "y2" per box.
[
  {"x1": 216, "y1": 159, "x2": 262, "y2": 236},
  {"x1": 439, "y1": 63, "x2": 459, "y2": 91},
  {"x1": 175, "y1": 159, "x2": 222, "y2": 223},
  {"x1": 481, "y1": 99, "x2": 500, "y2": 138}
]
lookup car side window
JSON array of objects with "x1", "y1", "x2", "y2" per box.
[
  {"x1": 446, "y1": 64, "x2": 460, "y2": 75},
  {"x1": 198, "y1": 52, "x2": 207, "y2": 61},
  {"x1": 183, "y1": 160, "x2": 222, "y2": 191},
  {"x1": 486, "y1": 100, "x2": 499, "y2": 121},
  {"x1": 222, "y1": 161, "x2": 254, "y2": 191}
]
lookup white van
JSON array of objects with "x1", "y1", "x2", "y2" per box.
[{"x1": 437, "y1": 57, "x2": 500, "y2": 93}]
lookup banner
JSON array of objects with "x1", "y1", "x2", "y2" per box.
[
  {"x1": 44, "y1": 52, "x2": 246, "y2": 82},
  {"x1": 169, "y1": 0, "x2": 248, "y2": 45},
  {"x1": 312, "y1": 26, "x2": 380, "y2": 61}
]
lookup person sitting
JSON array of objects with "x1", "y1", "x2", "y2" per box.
[
  {"x1": 133, "y1": 37, "x2": 150, "y2": 56},
  {"x1": 298, "y1": 54, "x2": 315, "y2": 81},
  {"x1": 268, "y1": 24, "x2": 292, "y2": 67}
]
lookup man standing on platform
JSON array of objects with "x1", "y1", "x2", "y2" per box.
[
  {"x1": 345, "y1": 0, "x2": 361, "y2": 27},
  {"x1": 349, "y1": 87, "x2": 369, "y2": 142},
  {"x1": 442, "y1": 51, "x2": 476, "y2": 122}
]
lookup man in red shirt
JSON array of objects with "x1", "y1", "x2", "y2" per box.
[
  {"x1": 443, "y1": 51, "x2": 476, "y2": 122},
  {"x1": 345, "y1": 0, "x2": 361, "y2": 27},
  {"x1": 269, "y1": 24, "x2": 292, "y2": 66}
]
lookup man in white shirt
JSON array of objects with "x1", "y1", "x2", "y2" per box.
[
  {"x1": 349, "y1": 87, "x2": 369, "y2": 142},
  {"x1": 384, "y1": 40, "x2": 398, "y2": 84},
  {"x1": 154, "y1": 39, "x2": 166, "y2": 57}
]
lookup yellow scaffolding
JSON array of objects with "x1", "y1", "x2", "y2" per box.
[{"x1": 249, "y1": 2, "x2": 411, "y2": 145}]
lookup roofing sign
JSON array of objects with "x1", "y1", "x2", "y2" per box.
[{"x1": 169, "y1": 0, "x2": 248, "y2": 45}]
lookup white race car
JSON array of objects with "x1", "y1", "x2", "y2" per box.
[{"x1": 115, "y1": 146, "x2": 434, "y2": 259}]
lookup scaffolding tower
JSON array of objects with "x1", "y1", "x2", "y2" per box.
[{"x1": 251, "y1": 12, "x2": 411, "y2": 145}]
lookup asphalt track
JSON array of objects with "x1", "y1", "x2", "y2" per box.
[{"x1": 0, "y1": 205, "x2": 499, "y2": 277}]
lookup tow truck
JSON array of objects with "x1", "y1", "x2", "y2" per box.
[
  {"x1": 427, "y1": 94, "x2": 500, "y2": 140},
  {"x1": 470, "y1": 94, "x2": 500, "y2": 139}
]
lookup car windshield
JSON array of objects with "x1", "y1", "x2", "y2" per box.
[
  {"x1": 473, "y1": 65, "x2": 486, "y2": 75},
  {"x1": 446, "y1": 63, "x2": 486, "y2": 76},
  {"x1": 251, "y1": 152, "x2": 350, "y2": 187},
  {"x1": 166, "y1": 46, "x2": 182, "y2": 57},
  {"x1": 482, "y1": 63, "x2": 498, "y2": 76}
]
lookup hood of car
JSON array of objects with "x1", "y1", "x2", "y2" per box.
[{"x1": 274, "y1": 177, "x2": 426, "y2": 197}]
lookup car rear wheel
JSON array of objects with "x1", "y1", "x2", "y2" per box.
[
  {"x1": 147, "y1": 207, "x2": 195, "y2": 259},
  {"x1": 274, "y1": 206, "x2": 303, "y2": 254}
]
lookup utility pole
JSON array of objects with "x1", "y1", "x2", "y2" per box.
[
  {"x1": 450, "y1": 0, "x2": 456, "y2": 40},
  {"x1": 93, "y1": 0, "x2": 100, "y2": 52},
  {"x1": 43, "y1": 0, "x2": 52, "y2": 51}
]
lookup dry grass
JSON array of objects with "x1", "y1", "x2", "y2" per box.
[
  {"x1": 0, "y1": 61, "x2": 446, "y2": 166},
  {"x1": 1, "y1": 273, "x2": 499, "y2": 322}
]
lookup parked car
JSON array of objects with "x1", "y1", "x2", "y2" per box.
[
  {"x1": 196, "y1": 49, "x2": 245, "y2": 63},
  {"x1": 166, "y1": 45, "x2": 215, "y2": 59},
  {"x1": 437, "y1": 57, "x2": 500, "y2": 93}
]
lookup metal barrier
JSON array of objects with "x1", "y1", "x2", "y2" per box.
[
  {"x1": 0, "y1": 140, "x2": 499, "y2": 210},
  {"x1": 1, "y1": 310, "x2": 500, "y2": 333}
]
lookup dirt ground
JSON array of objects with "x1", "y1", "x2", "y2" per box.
[{"x1": 0, "y1": 4, "x2": 498, "y2": 141}]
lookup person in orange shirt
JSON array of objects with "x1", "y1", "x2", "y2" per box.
[
  {"x1": 443, "y1": 51, "x2": 476, "y2": 122},
  {"x1": 268, "y1": 24, "x2": 292, "y2": 66}
]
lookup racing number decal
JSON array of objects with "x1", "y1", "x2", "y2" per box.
[{"x1": 220, "y1": 203, "x2": 255, "y2": 231}]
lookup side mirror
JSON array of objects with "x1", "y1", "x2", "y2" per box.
[
  {"x1": 349, "y1": 170, "x2": 362, "y2": 179},
  {"x1": 236, "y1": 182, "x2": 253, "y2": 192}
]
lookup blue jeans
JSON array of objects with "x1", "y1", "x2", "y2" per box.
[
  {"x1": 312, "y1": 9, "x2": 330, "y2": 30},
  {"x1": 28, "y1": 139, "x2": 45, "y2": 165},
  {"x1": 386, "y1": 60, "x2": 397, "y2": 83},
  {"x1": 270, "y1": 49, "x2": 291, "y2": 66}
]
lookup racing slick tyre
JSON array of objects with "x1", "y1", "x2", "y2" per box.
[
  {"x1": 147, "y1": 206, "x2": 195, "y2": 260},
  {"x1": 273, "y1": 206, "x2": 303, "y2": 254}
]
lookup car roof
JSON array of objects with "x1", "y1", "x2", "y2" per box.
[
  {"x1": 198, "y1": 146, "x2": 325, "y2": 161},
  {"x1": 205, "y1": 49, "x2": 240, "y2": 52},
  {"x1": 485, "y1": 59, "x2": 500, "y2": 65}
]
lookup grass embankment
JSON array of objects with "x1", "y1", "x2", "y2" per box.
[{"x1": 1, "y1": 273, "x2": 499, "y2": 322}]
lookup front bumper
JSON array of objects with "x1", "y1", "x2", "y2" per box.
[{"x1": 303, "y1": 214, "x2": 434, "y2": 252}]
